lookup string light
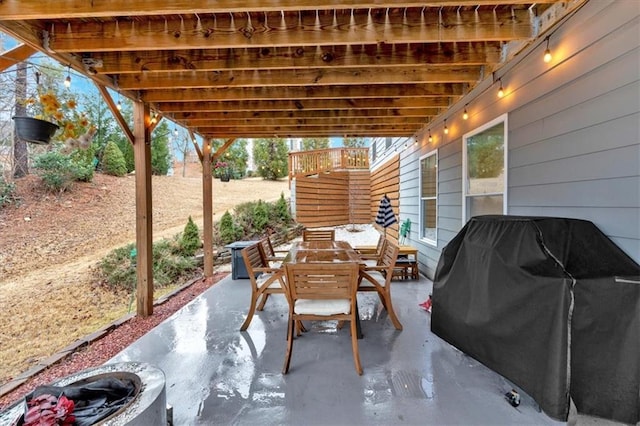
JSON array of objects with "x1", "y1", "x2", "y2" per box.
[
  {"x1": 174, "y1": 127, "x2": 179, "y2": 136},
  {"x1": 497, "y1": 79, "x2": 504, "y2": 98},
  {"x1": 64, "y1": 65, "x2": 71, "y2": 88},
  {"x1": 543, "y1": 36, "x2": 552, "y2": 63},
  {"x1": 428, "y1": 129, "x2": 432, "y2": 143},
  {"x1": 116, "y1": 92, "x2": 122, "y2": 111},
  {"x1": 443, "y1": 119, "x2": 449, "y2": 134},
  {"x1": 150, "y1": 112, "x2": 157, "y2": 124},
  {"x1": 463, "y1": 105, "x2": 469, "y2": 120}
]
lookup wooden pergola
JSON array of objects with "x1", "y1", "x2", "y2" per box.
[{"x1": 0, "y1": 1, "x2": 574, "y2": 316}]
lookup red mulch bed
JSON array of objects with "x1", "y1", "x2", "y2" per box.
[{"x1": 0, "y1": 273, "x2": 226, "y2": 411}]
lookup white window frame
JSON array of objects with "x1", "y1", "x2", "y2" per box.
[
  {"x1": 462, "y1": 113, "x2": 508, "y2": 223},
  {"x1": 419, "y1": 149, "x2": 438, "y2": 246}
]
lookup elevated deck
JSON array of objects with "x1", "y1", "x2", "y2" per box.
[{"x1": 288, "y1": 147, "x2": 369, "y2": 181}]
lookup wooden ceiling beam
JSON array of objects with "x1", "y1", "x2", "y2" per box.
[
  {"x1": 196, "y1": 123, "x2": 420, "y2": 135},
  {"x1": 0, "y1": 1, "x2": 558, "y2": 20},
  {"x1": 181, "y1": 116, "x2": 429, "y2": 127},
  {"x1": 88, "y1": 42, "x2": 502, "y2": 74},
  {"x1": 0, "y1": 43, "x2": 35, "y2": 72},
  {"x1": 46, "y1": 9, "x2": 534, "y2": 52},
  {"x1": 171, "y1": 108, "x2": 441, "y2": 121},
  {"x1": 119, "y1": 66, "x2": 481, "y2": 90},
  {"x1": 156, "y1": 97, "x2": 451, "y2": 113},
  {"x1": 142, "y1": 83, "x2": 466, "y2": 103}
]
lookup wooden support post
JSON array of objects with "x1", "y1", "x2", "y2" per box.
[
  {"x1": 133, "y1": 101, "x2": 154, "y2": 317},
  {"x1": 202, "y1": 139, "x2": 214, "y2": 277}
]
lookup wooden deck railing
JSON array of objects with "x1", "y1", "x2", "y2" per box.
[{"x1": 288, "y1": 147, "x2": 369, "y2": 180}]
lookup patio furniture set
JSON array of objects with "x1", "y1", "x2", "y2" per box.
[{"x1": 238, "y1": 229, "x2": 410, "y2": 375}]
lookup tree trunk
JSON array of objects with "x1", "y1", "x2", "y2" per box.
[{"x1": 13, "y1": 62, "x2": 28, "y2": 178}]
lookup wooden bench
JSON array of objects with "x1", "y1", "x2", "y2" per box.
[{"x1": 393, "y1": 257, "x2": 419, "y2": 280}]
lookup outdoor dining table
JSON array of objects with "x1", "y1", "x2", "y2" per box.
[
  {"x1": 282, "y1": 240, "x2": 365, "y2": 338},
  {"x1": 284, "y1": 240, "x2": 357, "y2": 262}
]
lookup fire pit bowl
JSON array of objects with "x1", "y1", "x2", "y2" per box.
[{"x1": 0, "y1": 362, "x2": 166, "y2": 426}]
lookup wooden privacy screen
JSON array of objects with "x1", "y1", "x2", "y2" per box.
[
  {"x1": 370, "y1": 155, "x2": 400, "y2": 241},
  {"x1": 294, "y1": 170, "x2": 371, "y2": 228}
]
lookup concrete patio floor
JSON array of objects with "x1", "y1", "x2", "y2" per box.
[{"x1": 107, "y1": 270, "x2": 625, "y2": 426}]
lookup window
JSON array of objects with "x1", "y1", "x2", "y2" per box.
[
  {"x1": 420, "y1": 149, "x2": 437, "y2": 245},
  {"x1": 462, "y1": 114, "x2": 508, "y2": 222}
]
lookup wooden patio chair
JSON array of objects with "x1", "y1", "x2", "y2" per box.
[
  {"x1": 358, "y1": 240, "x2": 403, "y2": 330},
  {"x1": 302, "y1": 229, "x2": 335, "y2": 241},
  {"x1": 357, "y1": 235, "x2": 387, "y2": 267},
  {"x1": 239, "y1": 243, "x2": 285, "y2": 331},
  {"x1": 282, "y1": 262, "x2": 362, "y2": 375},
  {"x1": 258, "y1": 235, "x2": 288, "y2": 267}
]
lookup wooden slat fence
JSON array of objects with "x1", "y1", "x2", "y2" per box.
[{"x1": 294, "y1": 170, "x2": 371, "y2": 228}]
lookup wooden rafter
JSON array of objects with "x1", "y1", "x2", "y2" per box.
[
  {"x1": 0, "y1": 43, "x2": 35, "y2": 72},
  {"x1": 91, "y1": 42, "x2": 502, "y2": 74},
  {"x1": 142, "y1": 84, "x2": 467, "y2": 103},
  {"x1": 45, "y1": 9, "x2": 534, "y2": 53},
  {"x1": 0, "y1": 0, "x2": 560, "y2": 20},
  {"x1": 0, "y1": 0, "x2": 573, "y2": 137}
]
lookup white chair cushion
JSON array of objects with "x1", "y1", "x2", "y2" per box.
[
  {"x1": 360, "y1": 270, "x2": 387, "y2": 287},
  {"x1": 256, "y1": 273, "x2": 281, "y2": 288},
  {"x1": 294, "y1": 299, "x2": 350, "y2": 315}
]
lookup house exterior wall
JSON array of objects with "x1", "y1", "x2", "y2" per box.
[{"x1": 378, "y1": 0, "x2": 640, "y2": 279}]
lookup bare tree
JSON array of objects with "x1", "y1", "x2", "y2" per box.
[
  {"x1": 173, "y1": 130, "x2": 193, "y2": 177},
  {"x1": 12, "y1": 62, "x2": 28, "y2": 178}
]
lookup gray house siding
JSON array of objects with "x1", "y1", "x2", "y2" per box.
[{"x1": 390, "y1": 0, "x2": 639, "y2": 279}]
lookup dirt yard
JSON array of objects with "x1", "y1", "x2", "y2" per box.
[{"x1": 0, "y1": 173, "x2": 290, "y2": 387}]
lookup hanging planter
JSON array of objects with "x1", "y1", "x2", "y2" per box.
[
  {"x1": 12, "y1": 116, "x2": 59, "y2": 145},
  {"x1": 215, "y1": 161, "x2": 231, "y2": 182}
]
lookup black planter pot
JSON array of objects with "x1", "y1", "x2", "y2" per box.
[
  {"x1": 12, "y1": 116, "x2": 59, "y2": 144},
  {"x1": 219, "y1": 172, "x2": 231, "y2": 182}
]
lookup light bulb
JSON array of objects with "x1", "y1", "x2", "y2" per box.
[
  {"x1": 443, "y1": 120, "x2": 449, "y2": 135},
  {"x1": 497, "y1": 81, "x2": 504, "y2": 98},
  {"x1": 428, "y1": 130, "x2": 432, "y2": 143},
  {"x1": 64, "y1": 75, "x2": 71, "y2": 88},
  {"x1": 543, "y1": 37, "x2": 552, "y2": 63},
  {"x1": 463, "y1": 107, "x2": 468, "y2": 120},
  {"x1": 116, "y1": 100, "x2": 122, "y2": 111}
]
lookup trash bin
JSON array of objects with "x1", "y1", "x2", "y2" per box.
[{"x1": 225, "y1": 241, "x2": 256, "y2": 280}]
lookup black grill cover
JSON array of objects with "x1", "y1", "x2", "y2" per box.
[{"x1": 431, "y1": 215, "x2": 640, "y2": 424}]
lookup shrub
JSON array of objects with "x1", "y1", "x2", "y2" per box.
[
  {"x1": 151, "y1": 240, "x2": 198, "y2": 286},
  {"x1": 33, "y1": 151, "x2": 77, "y2": 192},
  {"x1": 180, "y1": 216, "x2": 201, "y2": 256},
  {"x1": 97, "y1": 243, "x2": 137, "y2": 291},
  {"x1": 98, "y1": 239, "x2": 198, "y2": 292},
  {"x1": 274, "y1": 192, "x2": 291, "y2": 223},
  {"x1": 253, "y1": 200, "x2": 269, "y2": 232},
  {"x1": 218, "y1": 210, "x2": 242, "y2": 244},
  {"x1": 0, "y1": 177, "x2": 17, "y2": 209},
  {"x1": 70, "y1": 144, "x2": 97, "y2": 182},
  {"x1": 102, "y1": 141, "x2": 127, "y2": 177}
]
